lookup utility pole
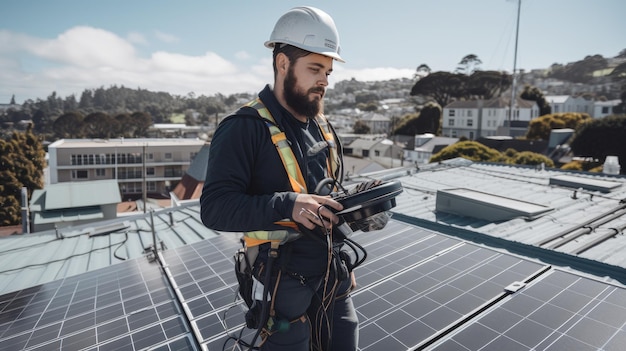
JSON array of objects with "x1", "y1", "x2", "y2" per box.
[
  {"x1": 142, "y1": 143, "x2": 147, "y2": 213},
  {"x1": 508, "y1": 0, "x2": 521, "y2": 136}
]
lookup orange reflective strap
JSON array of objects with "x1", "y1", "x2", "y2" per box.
[
  {"x1": 314, "y1": 113, "x2": 341, "y2": 183},
  {"x1": 246, "y1": 98, "x2": 307, "y2": 194}
]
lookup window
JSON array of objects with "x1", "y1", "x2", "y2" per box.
[
  {"x1": 467, "y1": 119, "x2": 473, "y2": 127},
  {"x1": 164, "y1": 152, "x2": 173, "y2": 160},
  {"x1": 602, "y1": 107, "x2": 609, "y2": 114},
  {"x1": 375, "y1": 150, "x2": 380, "y2": 157},
  {"x1": 71, "y1": 170, "x2": 89, "y2": 179},
  {"x1": 96, "y1": 169, "x2": 106, "y2": 177},
  {"x1": 448, "y1": 119, "x2": 455, "y2": 126},
  {"x1": 146, "y1": 167, "x2": 155, "y2": 176},
  {"x1": 449, "y1": 109, "x2": 455, "y2": 116},
  {"x1": 451, "y1": 130, "x2": 457, "y2": 137},
  {"x1": 147, "y1": 153, "x2": 154, "y2": 160},
  {"x1": 467, "y1": 110, "x2": 473, "y2": 117},
  {"x1": 147, "y1": 182, "x2": 157, "y2": 192}
]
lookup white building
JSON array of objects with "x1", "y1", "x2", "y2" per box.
[
  {"x1": 404, "y1": 134, "x2": 459, "y2": 165},
  {"x1": 592, "y1": 99, "x2": 621, "y2": 118},
  {"x1": 48, "y1": 138, "x2": 206, "y2": 198},
  {"x1": 442, "y1": 97, "x2": 539, "y2": 139},
  {"x1": 359, "y1": 112, "x2": 391, "y2": 134},
  {"x1": 545, "y1": 95, "x2": 594, "y2": 115}
]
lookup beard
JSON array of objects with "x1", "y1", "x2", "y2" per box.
[{"x1": 283, "y1": 66, "x2": 323, "y2": 118}]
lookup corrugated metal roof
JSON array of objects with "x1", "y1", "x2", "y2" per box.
[
  {"x1": 31, "y1": 179, "x2": 121, "y2": 210},
  {"x1": 0, "y1": 202, "x2": 218, "y2": 295},
  {"x1": 386, "y1": 159, "x2": 626, "y2": 275},
  {"x1": 2, "y1": 159, "x2": 625, "y2": 294}
]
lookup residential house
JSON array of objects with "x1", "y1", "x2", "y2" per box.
[
  {"x1": 359, "y1": 111, "x2": 391, "y2": 134},
  {"x1": 545, "y1": 95, "x2": 594, "y2": 115},
  {"x1": 404, "y1": 133, "x2": 459, "y2": 165},
  {"x1": 344, "y1": 137, "x2": 405, "y2": 169},
  {"x1": 593, "y1": 99, "x2": 621, "y2": 118},
  {"x1": 442, "y1": 97, "x2": 539, "y2": 139},
  {"x1": 47, "y1": 138, "x2": 206, "y2": 199},
  {"x1": 29, "y1": 179, "x2": 121, "y2": 232}
]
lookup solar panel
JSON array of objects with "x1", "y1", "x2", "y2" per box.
[
  {"x1": 2, "y1": 219, "x2": 625, "y2": 351},
  {"x1": 430, "y1": 269, "x2": 626, "y2": 351},
  {"x1": 0, "y1": 256, "x2": 197, "y2": 351}
]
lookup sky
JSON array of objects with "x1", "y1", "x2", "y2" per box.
[{"x1": 1, "y1": 0, "x2": 624, "y2": 104}]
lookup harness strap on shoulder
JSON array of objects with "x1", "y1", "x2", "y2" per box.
[{"x1": 246, "y1": 98, "x2": 307, "y2": 194}]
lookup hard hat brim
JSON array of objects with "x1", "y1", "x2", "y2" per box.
[{"x1": 264, "y1": 40, "x2": 345, "y2": 63}]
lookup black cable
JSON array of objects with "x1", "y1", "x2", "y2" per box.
[
  {"x1": 247, "y1": 248, "x2": 276, "y2": 350},
  {"x1": 113, "y1": 232, "x2": 129, "y2": 261}
]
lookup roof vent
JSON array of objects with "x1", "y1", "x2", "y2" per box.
[
  {"x1": 436, "y1": 188, "x2": 553, "y2": 222},
  {"x1": 549, "y1": 174, "x2": 621, "y2": 193}
]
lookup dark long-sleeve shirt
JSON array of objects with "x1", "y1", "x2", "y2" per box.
[{"x1": 200, "y1": 85, "x2": 334, "y2": 275}]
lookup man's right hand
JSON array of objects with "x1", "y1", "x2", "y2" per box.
[{"x1": 292, "y1": 193, "x2": 343, "y2": 231}]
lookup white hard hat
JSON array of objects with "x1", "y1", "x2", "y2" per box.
[{"x1": 265, "y1": 6, "x2": 344, "y2": 63}]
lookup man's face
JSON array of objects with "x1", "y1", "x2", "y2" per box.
[{"x1": 283, "y1": 53, "x2": 333, "y2": 118}]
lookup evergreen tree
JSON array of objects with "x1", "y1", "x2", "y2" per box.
[{"x1": 0, "y1": 125, "x2": 45, "y2": 225}]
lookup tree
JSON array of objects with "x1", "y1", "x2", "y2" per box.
[
  {"x1": 526, "y1": 112, "x2": 591, "y2": 140},
  {"x1": 410, "y1": 71, "x2": 467, "y2": 107},
  {"x1": 394, "y1": 102, "x2": 442, "y2": 135},
  {"x1": 520, "y1": 84, "x2": 551, "y2": 116},
  {"x1": 353, "y1": 120, "x2": 371, "y2": 134},
  {"x1": 414, "y1": 64, "x2": 431, "y2": 80},
  {"x1": 84, "y1": 112, "x2": 118, "y2": 139},
  {"x1": 53, "y1": 111, "x2": 85, "y2": 138},
  {"x1": 456, "y1": 54, "x2": 482, "y2": 76},
  {"x1": 0, "y1": 125, "x2": 45, "y2": 225},
  {"x1": 570, "y1": 115, "x2": 626, "y2": 174},
  {"x1": 466, "y1": 71, "x2": 512, "y2": 99},
  {"x1": 510, "y1": 151, "x2": 554, "y2": 167},
  {"x1": 114, "y1": 113, "x2": 133, "y2": 137},
  {"x1": 130, "y1": 111, "x2": 153, "y2": 137},
  {"x1": 430, "y1": 141, "x2": 502, "y2": 163}
]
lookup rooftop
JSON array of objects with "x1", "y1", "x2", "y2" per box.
[{"x1": 1, "y1": 159, "x2": 625, "y2": 350}]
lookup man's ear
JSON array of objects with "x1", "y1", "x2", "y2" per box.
[{"x1": 276, "y1": 53, "x2": 289, "y2": 75}]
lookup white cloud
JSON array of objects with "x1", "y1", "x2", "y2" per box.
[
  {"x1": 127, "y1": 31, "x2": 148, "y2": 45},
  {"x1": 0, "y1": 26, "x2": 413, "y2": 104},
  {"x1": 154, "y1": 30, "x2": 179, "y2": 44},
  {"x1": 235, "y1": 51, "x2": 251, "y2": 60}
]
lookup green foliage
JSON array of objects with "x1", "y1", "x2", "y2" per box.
[
  {"x1": 430, "y1": 141, "x2": 502, "y2": 162},
  {"x1": 520, "y1": 85, "x2": 551, "y2": 116},
  {"x1": 431, "y1": 141, "x2": 555, "y2": 168},
  {"x1": 393, "y1": 102, "x2": 442, "y2": 136},
  {"x1": 84, "y1": 112, "x2": 118, "y2": 139},
  {"x1": 353, "y1": 120, "x2": 371, "y2": 134},
  {"x1": 456, "y1": 54, "x2": 482, "y2": 76},
  {"x1": 0, "y1": 125, "x2": 45, "y2": 225},
  {"x1": 570, "y1": 115, "x2": 626, "y2": 174},
  {"x1": 410, "y1": 71, "x2": 467, "y2": 107},
  {"x1": 53, "y1": 111, "x2": 84, "y2": 138},
  {"x1": 410, "y1": 70, "x2": 512, "y2": 107},
  {"x1": 526, "y1": 112, "x2": 592, "y2": 140},
  {"x1": 510, "y1": 151, "x2": 554, "y2": 167}
]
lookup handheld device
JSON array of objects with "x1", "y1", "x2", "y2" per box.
[{"x1": 331, "y1": 180, "x2": 403, "y2": 231}]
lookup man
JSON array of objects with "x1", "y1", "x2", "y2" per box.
[{"x1": 200, "y1": 6, "x2": 358, "y2": 351}]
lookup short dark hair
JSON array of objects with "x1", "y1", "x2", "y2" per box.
[{"x1": 272, "y1": 44, "x2": 311, "y2": 77}]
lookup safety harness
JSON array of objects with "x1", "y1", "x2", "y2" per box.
[
  {"x1": 230, "y1": 98, "x2": 344, "y2": 349},
  {"x1": 241, "y1": 98, "x2": 342, "y2": 248}
]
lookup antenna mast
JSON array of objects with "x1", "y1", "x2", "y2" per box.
[{"x1": 508, "y1": 0, "x2": 521, "y2": 136}]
